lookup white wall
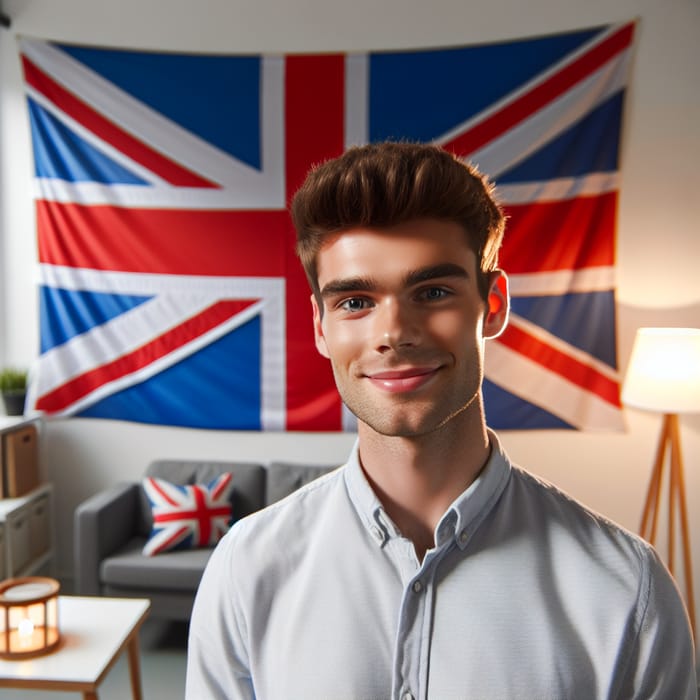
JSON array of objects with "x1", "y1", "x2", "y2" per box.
[{"x1": 1, "y1": 0, "x2": 698, "y2": 633}]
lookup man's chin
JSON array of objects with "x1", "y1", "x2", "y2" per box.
[
  {"x1": 352, "y1": 394, "x2": 480, "y2": 439},
  {"x1": 355, "y1": 410, "x2": 446, "y2": 439}
]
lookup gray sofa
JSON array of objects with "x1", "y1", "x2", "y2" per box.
[{"x1": 74, "y1": 459, "x2": 337, "y2": 620}]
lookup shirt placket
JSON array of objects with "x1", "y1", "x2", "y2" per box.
[{"x1": 387, "y1": 534, "x2": 449, "y2": 700}]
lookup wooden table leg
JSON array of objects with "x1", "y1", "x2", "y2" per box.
[
  {"x1": 83, "y1": 693, "x2": 98, "y2": 700},
  {"x1": 127, "y1": 634, "x2": 144, "y2": 700}
]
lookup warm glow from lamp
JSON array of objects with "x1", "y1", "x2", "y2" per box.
[
  {"x1": 0, "y1": 577, "x2": 61, "y2": 659},
  {"x1": 621, "y1": 328, "x2": 700, "y2": 414}
]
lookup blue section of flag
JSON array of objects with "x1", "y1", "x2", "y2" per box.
[
  {"x1": 499, "y1": 92, "x2": 624, "y2": 182},
  {"x1": 28, "y1": 98, "x2": 147, "y2": 184},
  {"x1": 510, "y1": 291, "x2": 617, "y2": 367},
  {"x1": 57, "y1": 44, "x2": 262, "y2": 169},
  {"x1": 483, "y1": 379, "x2": 574, "y2": 429},
  {"x1": 368, "y1": 26, "x2": 602, "y2": 143},
  {"x1": 77, "y1": 317, "x2": 262, "y2": 429},
  {"x1": 39, "y1": 287, "x2": 151, "y2": 352}
]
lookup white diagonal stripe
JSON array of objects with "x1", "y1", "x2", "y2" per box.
[
  {"x1": 485, "y1": 339, "x2": 624, "y2": 431},
  {"x1": 435, "y1": 23, "x2": 628, "y2": 157},
  {"x1": 31, "y1": 271, "x2": 286, "y2": 427},
  {"x1": 31, "y1": 299, "x2": 266, "y2": 418},
  {"x1": 21, "y1": 39, "x2": 286, "y2": 206},
  {"x1": 507, "y1": 312, "x2": 619, "y2": 381},
  {"x1": 508, "y1": 267, "x2": 616, "y2": 296},
  {"x1": 496, "y1": 172, "x2": 619, "y2": 205},
  {"x1": 466, "y1": 50, "x2": 632, "y2": 178},
  {"x1": 34, "y1": 294, "x2": 238, "y2": 394},
  {"x1": 26, "y1": 85, "x2": 169, "y2": 187}
]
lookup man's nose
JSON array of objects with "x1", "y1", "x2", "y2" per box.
[{"x1": 373, "y1": 298, "x2": 421, "y2": 352}]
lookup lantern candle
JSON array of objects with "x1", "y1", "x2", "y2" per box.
[{"x1": 0, "y1": 577, "x2": 61, "y2": 658}]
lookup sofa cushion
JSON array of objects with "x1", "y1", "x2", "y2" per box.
[
  {"x1": 101, "y1": 537, "x2": 214, "y2": 591},
  {"x1": 266, "y1": 462, "x2": 339, "y2": 505},
  {"x1": 142, "y1": 474, "x2": 235, "y2": 556},
  {"x1": 138, "y1": 460, "x2": 266, "y2": 536}
]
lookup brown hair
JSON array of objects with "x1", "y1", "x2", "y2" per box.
[{"x1": 291, "y1": 141, "x2": 506, "y2": 301}]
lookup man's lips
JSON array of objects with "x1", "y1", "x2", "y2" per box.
[{"x1": 365, "y1": 367, "x2": 440, "y2": 393}]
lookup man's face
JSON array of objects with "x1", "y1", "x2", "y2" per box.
[{"x1": 312, "y1": 219, "x2": 508, "y2": 438}]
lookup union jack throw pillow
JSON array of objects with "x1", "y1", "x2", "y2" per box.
[{"x1": 142, "y1": 473, "x2": 234, "y2": 556}]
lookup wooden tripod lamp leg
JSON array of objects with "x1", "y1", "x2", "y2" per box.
[
  {"x1": 638, "y1": 414, "x2": 696, "y2": 641},
  {"x1": 640, "y1": 415, "x2": 671, "y2": 543},
  {"x1": 668, "y1": 420, "x2": 678, "y2": 576},
  {"x1": 669, "y1": 414, "x2": 696, "y2": 640}
]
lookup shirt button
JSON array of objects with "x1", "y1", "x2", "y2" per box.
[
  {"x1": 412, "y1": 580, "x2": 423, "y2": 594},
  {"x1": 459, "y1": 529, "x2": 469, "y2": 544},
  {"x1": 402, "y1": 692, "x2": 415, "y2": 700},
  {"x1": 370, "y1": 525, "x2": 384, "y2": 543}
]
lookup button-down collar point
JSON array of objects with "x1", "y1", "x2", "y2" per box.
[{"x1": 370, "y1": 525, "x2": 385, "y2": 544}]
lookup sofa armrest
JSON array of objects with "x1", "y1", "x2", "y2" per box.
[{"x1": 74, "y1": 482, "x2": 141, "y2": 595}]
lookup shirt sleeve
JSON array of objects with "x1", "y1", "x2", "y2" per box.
[
  {"x1": 185, "y1": 526, "x2": 255, "y2": 700},
  {"x1": 618, "y1": 546, "x2": 697, "y2": 699}
]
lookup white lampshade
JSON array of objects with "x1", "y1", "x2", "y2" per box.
[{"x1": 621, "y1": 328, "x2": 700, "y2": 414}]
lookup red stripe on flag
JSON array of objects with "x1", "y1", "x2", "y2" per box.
[
  {"x1": 154, "y1": 507, "x2": 230, "y2": 523},
  {"x1": 36, "y1": 200, "x2": 288, "y2": 276},
  {"x1": 443, "y1": 23, "x2": 635, "y2": 156},
  {"x1": 496, "y1": 323, "x2": 621, "y2": 407},
  {"x1": 211, "y1": 472, "x2": 232, "y2": 499},
  {"x1": 500, "y1": 193, "x2": 617, "y2": 274},
  {"x1": 284, "y1": 54, "x2": 345, "y2": 430},
  {"x1": 148, "y1": 477, "x2": 179, "y2": 506},
  {"x1": 152, "y1": 525, "x2": 190, "y2": 554},
  {"x1": 194, "y1": 487, "x2": 211, "y2": 545},
  {"x1": 22, "y1": 56, "x2": 219, "y2": 189},
  {"x1": 36, "y1": 299, "x2": 257, "y2": 412}
]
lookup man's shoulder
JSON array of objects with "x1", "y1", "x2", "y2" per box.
[
  {"x1": 208, "y1": 465, "x2": 351, "y2": 594},
  {"x1": 228, "y1": 464, "x2": 347, "y2": 547},
  {"x1": 505, "y1": 465, "x2": 654, "y2": 567}
]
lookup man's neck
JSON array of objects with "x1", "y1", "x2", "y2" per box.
[{"x1": 357, "y1": 411, "x2": 491, "y2": 562}]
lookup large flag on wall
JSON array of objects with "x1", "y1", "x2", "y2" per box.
[{"x1": 19, "y1": 21, "x2": 635, "y2": 431}]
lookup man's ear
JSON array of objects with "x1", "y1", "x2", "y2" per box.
[
  {"x1": 311, "y1": 294, "x2": 330, "y2": 358},
  {"x1": 483, "y1": 270, "x2": 509, "y2": 339}
]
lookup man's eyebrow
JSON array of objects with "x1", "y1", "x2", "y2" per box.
[
  {"x1": 319, "y1": 263, "x2": 469, "y2": 299},
  {"x1": 403, "y1": 263, "x2": 470, "y2": 286},
  {"x1": 320, "y1": 276, "x2": 378, "y2": 298}
]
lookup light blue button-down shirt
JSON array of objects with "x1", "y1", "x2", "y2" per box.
[{"x1": 186, "y1": 432, "x2": 696, "y2": 699}]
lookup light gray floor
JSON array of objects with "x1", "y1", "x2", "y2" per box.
[{"x1": 0, "y1": 619, "x2": 188, "y2": 700}]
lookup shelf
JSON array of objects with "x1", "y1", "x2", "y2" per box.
[
  {"x1": 0, "y1": 483, "x2": 54, "y2": 580},
  {"x1": 0, "y1": 483, "x2": 52, "y2": 515}
]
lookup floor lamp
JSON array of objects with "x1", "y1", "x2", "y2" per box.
[{"x1": 621, "y1": 327, "x2": 700, "y2": 640}]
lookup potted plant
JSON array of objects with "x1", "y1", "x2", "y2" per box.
[{"x1": 0, "y1": 367, "x2": 28, "y2": 416}]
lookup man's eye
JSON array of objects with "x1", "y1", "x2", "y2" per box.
[
  {"x1": 419, "y1": 287, "x2": 449, "y2": 301},
  {"x1": 339, "y1": 297, "x2": 370, "y2": 312}
]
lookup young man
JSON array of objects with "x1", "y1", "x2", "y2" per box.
[{"x1": 186, "y1": 143, "x2": 696, "y2": 699}]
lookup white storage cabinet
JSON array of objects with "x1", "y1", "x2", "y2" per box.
[{"x1": 0, "y1": 483, "x2": 53, "y2": 579}]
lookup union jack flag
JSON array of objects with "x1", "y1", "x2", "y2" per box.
[
  {"x1": 20, "y1": 21, "x2": 635, "y2": 431},
  {"x1": 142, "y1": 473, "x2": 234, "y2": 556}
]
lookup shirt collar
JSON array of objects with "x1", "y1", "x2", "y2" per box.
[
  {"x1": 343, "y1": 440, "x2": 394, "y2": 546},
  {"x1": 443, "y1": 429, "x2": 512, "y2": 550},
  {"x1": 343, "y1": 429, "x2": 512, "y2": 549}
]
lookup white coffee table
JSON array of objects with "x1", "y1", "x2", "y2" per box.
[{"x1": 0, "y1": 595, "x2": 150, "y2": 699}]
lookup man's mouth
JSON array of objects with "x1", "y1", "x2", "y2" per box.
[{"x1": 365, "y1": 367, "x2": 440, "y2": 393}]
